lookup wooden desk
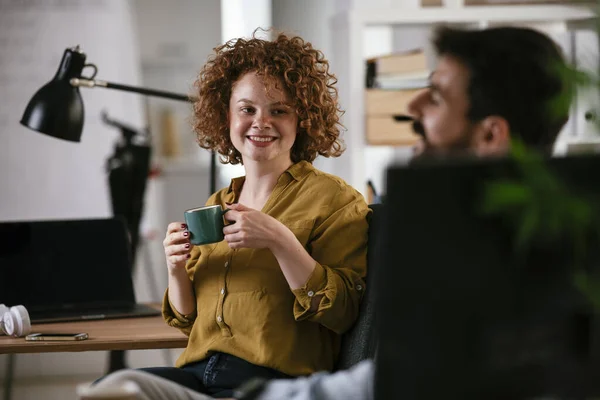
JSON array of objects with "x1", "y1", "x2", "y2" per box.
[{"x1": 0, "y1": 314, "x2": 188, "y2": 354}]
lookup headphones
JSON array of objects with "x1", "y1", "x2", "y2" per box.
[{"x1": 0, "y1": 304, "x2": 31, "y2": 337}]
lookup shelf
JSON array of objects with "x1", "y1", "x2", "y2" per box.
[
  {"x1": 330, "y1": 2, "x2": 599, "y2": 196},
  {"x1": 333, "y1": 4, "x2": 597, "y2": 26}
]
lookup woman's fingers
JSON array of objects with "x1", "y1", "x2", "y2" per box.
[
  {"x1": 224, "y1": 232, "x2": 242, "y2": 242},
  {"x1": 225, "y1": 236, "x2": 243, "y2": 249},
  {"x1": 165, "y1": 243, "x2": 191, "y2": 256},
  {"x1": 224, "y1": 209, "x2": 241, "y2": 222},
  {"x1": 167, "y1": 253, "x2": 191, "y2": 265},
  {"x1": 166, "y1": 222, "x2": 187, "y2": 235},
  {"x1": 163, "y1": 230, "x2": 190, "y2": 247},
  {"x1": 223, "y1": 221, "x2": 241, "y2": 235},
  {"x1": 164, "y1": 222, "x2": 188, "y2": 245},
  {"x1": 164, "y1": 222, "x2": 192, "y2": 271},
  {"x1": 226, "y1": 202, "x2": 251, "y2": 212}
]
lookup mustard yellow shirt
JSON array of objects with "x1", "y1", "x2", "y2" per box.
[{"x1": 162, "y1": 161, "x2": 370, "y2": 376}]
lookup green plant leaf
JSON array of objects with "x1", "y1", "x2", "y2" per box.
[
  {"x1": 481, "y1": 181, "x2": 532, "y2": 215},
  {"x1": 573, "y1": 271, "x2": 600, "y2": 311},
  {"x1": 515, "y1": 208, "x2": 540, "y2": 250}
]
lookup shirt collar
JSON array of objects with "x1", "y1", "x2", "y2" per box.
[
  {"x1": 226, "y1": 160, "x2": 313, "y2": 197},
  {"x1": 226, "y1": 176, "x2": 245, "y2": 199},
  {"x1": 286, "y1": 160, "x2": 313, "y2": 182}
]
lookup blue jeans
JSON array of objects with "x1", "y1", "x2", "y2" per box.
[{"x1": 139, "y1": 352, "x2": 291, "y2": 398}]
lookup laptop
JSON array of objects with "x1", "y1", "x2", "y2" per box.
[
  {"x1": 0, "y1": 217, "x2": 161, "y2": 323},
  {"x1": 374, "y1": 154, "x2": 600, "y2": 399}
]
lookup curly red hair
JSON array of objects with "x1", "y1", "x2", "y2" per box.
[{"x1": 192, "y1": 31, "x2": 345, "y2": 165}]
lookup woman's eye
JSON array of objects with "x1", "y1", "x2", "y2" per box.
[
  {"x1": 241, "y1": 107, "x2": 255, "y2": 113},
  {"x1": 272, "y1": 109, "x2": 286, "y2": 115}
]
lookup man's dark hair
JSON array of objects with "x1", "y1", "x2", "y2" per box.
[{"x1": 433, "y1": 26, "x2": 572, "y2": 150}]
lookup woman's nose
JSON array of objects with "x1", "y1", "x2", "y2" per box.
[{"x1": 253, "y1": 112, "x2": 271, "y2": 130}]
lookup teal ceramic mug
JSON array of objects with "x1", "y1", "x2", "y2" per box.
[{"x1": 184, "y1": 205, "x2": 230, "y2": 245}]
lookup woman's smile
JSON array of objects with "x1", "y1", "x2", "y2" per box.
[{"x1": 247, "y1": 135, "x2": 277, "y2": 146}]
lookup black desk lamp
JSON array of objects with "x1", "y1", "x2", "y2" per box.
[
  {"x1": 20, "y1": 45, "x2": 217, "y2": 194},
  {"x1": 20, "y1": 45, "x2": 217, "y2": 373}
]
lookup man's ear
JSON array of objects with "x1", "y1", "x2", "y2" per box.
[{"x1": 472, "y1": 116, "x2": 511, "y2": 157}]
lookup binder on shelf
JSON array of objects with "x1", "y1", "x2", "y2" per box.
[
  {"x1": 375, "y1": 71, "x2": 430, "y2": 90},
  {"x1": 365, "y1": 88, "x2": 421, "y2": 146},
  {"x1": 366, "y1": 49, "x2": 429, "y2": 89},
  {"x1": 366, "y1": 88, "x2": 422, "y2": 115}
]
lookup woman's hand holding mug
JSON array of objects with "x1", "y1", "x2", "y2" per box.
[
  {"x1": 223, "y1": 203, "x2": 285, "y2": 250},
  {"x1": 163, "y1": 222, "x2": 192, "y2": 272}
]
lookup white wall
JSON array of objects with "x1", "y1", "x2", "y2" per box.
[
  {"x1": 130, "y1": 0, "x2": 222, "y2": 316},
  {"x1": 216, "y1": 0, "x2": 273, "y2": 185},
  {"x1": 272, "y1": 0, "x2": 340, "y2": 175},
  {"x1": 221, "y1": 0, "x2": 272, "y2": 41},
  {"x1": 0, "y1": 0, "x2": 145, "y2": 222},
  {"x1": 0, "y1": 1, "x2": 177, "y2": 399}
]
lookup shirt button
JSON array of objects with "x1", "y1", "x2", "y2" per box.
[
  {"x1": 224, "y1": 261, "x2": 229, "y2": 268},
  {"x1": 217, "y1": 316, "x2": 222, "y2": 322},
  {"x1": 356, "y1": 285, "x2": 363, "y2": 291},
  {"x1": 220, "y1": 288, "x2": 225, "y2": 295},
  {"x1": 307, "y1": 290, "x2": 314, "y2": 297}
]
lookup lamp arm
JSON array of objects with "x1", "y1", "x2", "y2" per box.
[
  {"x1": 70, "y1": 78, "x2": 194, "y2": 102},
  {"x1": 70, "y1": 78, "x2": 217, "y2": 194}
]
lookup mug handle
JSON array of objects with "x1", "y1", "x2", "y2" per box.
[{"x1": 221, "y1": 208, "x2": 233, "y2": 226}]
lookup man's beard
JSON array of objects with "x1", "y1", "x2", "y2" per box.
[
  {"x1": 412, "y1": 120, "x2": 426, "y2": 138},
  {"x1": 409, "y1": 120, "x2": 474, "y2": 165}
]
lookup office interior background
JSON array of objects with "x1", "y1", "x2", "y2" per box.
[{"x1": 0, "y1": 0, "x2": 598, "y2": 398}]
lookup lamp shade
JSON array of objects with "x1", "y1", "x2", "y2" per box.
[{"x1": 20, "y1": 47, "x2": 86, "y2": 142}]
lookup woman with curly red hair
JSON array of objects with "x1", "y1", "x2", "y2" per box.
[{"x1": 123, "y1": 31, "x2": 369, "y2": 399}]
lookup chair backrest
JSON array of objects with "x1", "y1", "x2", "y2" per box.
[{"x1": 335, "y1": 203, "x2": 384, "y2": 371}]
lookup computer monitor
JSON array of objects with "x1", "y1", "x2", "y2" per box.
[
  {"x1": 0, "y1": 217, "x2": 160, "y2": 322},
  {"x1": 374, "y1": 154, "x2": 600, "y2": 399}
]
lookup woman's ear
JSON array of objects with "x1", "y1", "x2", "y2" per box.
[{"x1": 472, "y1": 116, "x2": 511, "y2": 157}]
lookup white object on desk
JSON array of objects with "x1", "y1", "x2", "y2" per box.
[
  {"x1": 77, "y1": 381, "x2": 141, "y2": 400},
  {"x1": 0, "y1": 304, "x2": 31, "y2": 337}
]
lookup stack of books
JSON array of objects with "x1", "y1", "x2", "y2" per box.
[
  {"x1": 364, "y1": 49, "x2": 428, "y2": 146},
  {"x1": 366, "y1": 49, "x2": 429, "y2": 90}
]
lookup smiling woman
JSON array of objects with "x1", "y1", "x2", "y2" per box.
[
  {"x1": 227, "y1": 71, "x2": 298, "y2": 167},
  {"x1": 193, "y1": 30, "x2": 345, "y2": 166},
  {"x1": 92, "y1": 30, "x2": 372, "y2": 399}
]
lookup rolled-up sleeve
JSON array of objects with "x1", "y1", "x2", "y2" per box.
[
  {"x1": 292, "y1": 196, "x2": 370, "y2": 334},
  {"x1": 161, "y1": 246, "x2": 202, "y2": 336}
]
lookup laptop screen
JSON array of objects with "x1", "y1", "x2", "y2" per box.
[
  {"x1": 0, "y1": 218, "x2": 136, "y2": 312},
  {"x1": 375, "y1": 154, "x2": 600, "y2": 399}
]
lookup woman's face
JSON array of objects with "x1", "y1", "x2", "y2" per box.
[{"x1": 228, "y1": 72, "x2": 298, "y2": 167}]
